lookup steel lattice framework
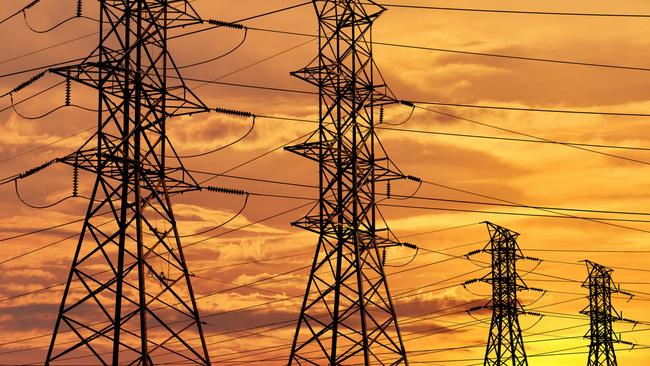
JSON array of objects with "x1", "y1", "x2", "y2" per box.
[
  {"x1": 581, "y1": 261, "x2": 634, "y2": 366},
  {"x1": 46, "y1": 1, "x2": 211, "y2": 364},
  {"x1": 286, "y1": 0, "x2": 409, "y2": 365},
  {"x1": 481, "y1": 222, "x2": 528, "y2": 366}
]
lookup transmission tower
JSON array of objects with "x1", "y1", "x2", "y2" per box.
[
  {"x1": 469, "y1": 222, "x2": 530, "y2": 366},
  {"x1": 45, "y1": 1, "x2": 214, "y2": 364},
  {"x1": 286, "y1": 1, "x2": 411, "y2": 365},
  {"x1": 581, "y1": 260, "x2": 635, "y2": 366}
]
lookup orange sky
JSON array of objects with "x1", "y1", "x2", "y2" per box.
[{"x1": 1, "y1": 0, "x2": 650, "y2": 365}]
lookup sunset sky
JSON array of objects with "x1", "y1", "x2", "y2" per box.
[{"x1": 1, "y1": 0, "x2": 650, "y2": 365}]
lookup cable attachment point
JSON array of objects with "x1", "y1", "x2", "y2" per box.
[
  {"x1": 76, "y1": 0, "x2": 82, "y2": 17},
  {"x1": 11, "y1": 70, "x2": 47, "y2": 94},
  {"x1": 205, "y1": 19, "x2": 246, "y2": 30},
  {"x1": 214, "y1": 107, "x2": 254, "y2": 118},
  {"x1": 203, "y1": 185, "x2": 248, "y2": 196},
  {"x1": 399, "y1": 100, "x2": 415, "y2": 108}
]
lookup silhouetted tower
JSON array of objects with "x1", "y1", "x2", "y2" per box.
[
  {"x1": 479, "y1": 222, "x2": 529, "y2": 366},
  {"x1": 286, "y1": 0, "x2": 410, "y2": 365},
  {"x1": 46, "y1": 1, "x2": 212, "y2": 364},
  {"x1": 581, "y1": 260, "x2": 635, "y2": 366}
]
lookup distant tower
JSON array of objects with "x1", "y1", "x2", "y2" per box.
[
  {"x1": 582, "y1": 260, "x2": 635, "y2": 366},
  {"x1": 480, "y1": 222, "x2": 529, "y2": 366}
]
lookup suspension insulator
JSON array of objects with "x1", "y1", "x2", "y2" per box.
[
  {"x1": 379, "y1": 106, "x2": 384, "y2": 124},
  {"x1": 386, "y1": 181, "x2": 391, "y2": 199},
  {"x1": 65, "y1": 77, "x2": 71, "y2": 106},
  {"x1": 381, "y1": 248, "x2": 387, "y2": 266},
  {"x1": 72, "y1": 159, "x2": 79, "y2": 197},
  {"x1": 76, "y1": 0, "x2": 82, "y2": 17}
]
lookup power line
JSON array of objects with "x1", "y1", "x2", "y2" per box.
[
  {"x1": 526, "y1": 248, "x2": 650, "y2": 254},
  {"x1": 376, "y1": 3, "x2": 650, "y2": 18},
  {"x1": 412, "y1": 100, "x2": 650, "y2": 118},
  {"x1": 246, "y1": 25, "x2": 650, "y2": 74},
  {"x1": 0, "y1": 31, "x2": 95, "y2": 66},
  {"x1": 0, "y1": 249, "x2": 480, "y2": 357},
  {"x1": 378, "y1": 125, "x2": 650, "y2": 152},
  {"x1": 380, "y1": 202, "x2": 650, "y2": 224},
  {"x1": 0, "y1": 0, "x2": 40, "y2": 26}
]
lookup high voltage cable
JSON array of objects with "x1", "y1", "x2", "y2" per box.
[
  {"x1": 0, "y1": 249, "x2": 484, "y2": 355},
  {"x1": 0, "y1": 31, "x2": 95, "y2": 66},
  {"x1": 197, "y1": 298, "x2": 491, "y2": 364},
  {"x1": 195, "y1": 170, "x2": 650, "y2": 219},
  {"x1": 0, "y1": 252, "x2": 313, "y2": 345},
  {"x1": 0, "y1": 254, "x2": 313, "y2": 350},
  {"x1": 183, "y1": 73, "x2": 650, "y2": 119},
  {"x1": 6, "y1": 169, "x2": 650, "y2": 262},
  {"x1": 394, "y1": 194, "x2": 650, "y2": 217},
  {"x1": 380, "y1": 202, "x2": 650, "y2": 224},
  {"x1": 245, "y1": 111, "x2": 650, "y2": 166},
  {"x1": 165, "y1": 1, "x2": 312, "y2": 42},
  {"x1": 0, "y1": 3, "x2": 312, "y2": 82},
  {"x1": 0, "y1": 126, "x2": 94, "y2": 165},
  {"x1": 5, "y1": 1, "x2": 648, "y2": 362},
  {"x1": 208, "y1": 316, "x2": 490, "y2": 364},
  {"x1": 7, "y1": 270, "x2": 644, "y2": 362},
  {"x1": 16, "y1": 270, "x2": 466, "y2": 362},
  {"x1": 412, "y1": 100, "x2": 650, "y2": 118},
  {"x1": 0, "y1": 0, "x2": 40, "y2": 26},
  {"x1": 10, "y1": 102, "x2": 650, "y2": 175},
  {"x1": 375, "y1": 3, "x2": 650, "y2": 18},
  {"x1": 176, "y1": 301, "x2": 489, "y2": 365},
  {"x1": 526, "y1": 248, "x2": 650, "y2": 253},
  {"x1": 417, "y1": 103, "x2": 650, "y2": 167},
  {"x1": 419, "y1": 179, "x2": 650, "y2": 234},
  {"x1": 246, "y1": 25, "x2": 650, "y2": 74},
  {"x1": 0, "y1": 129, "x2": 320, "y2": 266},
  {"x1": 0, "y1": 127, "x2": 317, "y2": 244},
  {"x1": 378, "y1": 125, "x2": 650, "y2": 152},
  {"x1": 6, "y1": 21, "x2": 650, "y2": 87}
]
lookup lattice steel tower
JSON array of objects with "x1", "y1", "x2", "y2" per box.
[
  {"x1": 46, "y1": 1, "x2": 211, "y2": 364},
  {"x1": 581, "y1": 260, "x2": 634, "y2": 366},
  {"x1": 286, "y1": 0, "x2": 409, "y2": 365},
  {"x1": 481, "y1": 222, "x2": 528, "y2": 366}
]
